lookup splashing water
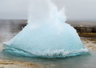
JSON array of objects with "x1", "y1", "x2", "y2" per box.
[{"x1": 3, "y1": 0, "x2": 88, "y2": 58}]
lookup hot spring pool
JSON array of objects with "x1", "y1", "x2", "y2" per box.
[{"x1": 0, "y1": 51, "x2": 96, "y2": 68}]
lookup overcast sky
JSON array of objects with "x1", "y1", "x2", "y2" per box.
[{"x1": 0, "y1": 0, "x2": 96, "y2": 21}]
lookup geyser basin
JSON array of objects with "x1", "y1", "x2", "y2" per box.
[{"x1": 3, "y1": 0, "x2": 88, "y2": 58}]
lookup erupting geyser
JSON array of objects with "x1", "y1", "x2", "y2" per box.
[{"x1": 3, "y1": 0, "x2": 88, "y2": 58}]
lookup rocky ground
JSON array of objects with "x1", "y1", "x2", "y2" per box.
[{"x1": 81, "y1": 37, "x2": 96, "y2": 51}]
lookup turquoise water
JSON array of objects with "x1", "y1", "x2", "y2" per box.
[{"x1": 3, "y1": 0, "x2": 88, "y2": 58}]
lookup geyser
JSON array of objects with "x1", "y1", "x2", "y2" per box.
[{"x1": 3, "y1": 0, "x2": 88, "y2": 58}]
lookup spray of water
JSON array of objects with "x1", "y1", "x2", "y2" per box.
[{"x1": 3, "y1": 0, "x2": 88, "y2": 58}]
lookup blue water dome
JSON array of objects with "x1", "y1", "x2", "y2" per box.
[{"x1": 3, "y1": 0, "x2": 88, "y2": 58}]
